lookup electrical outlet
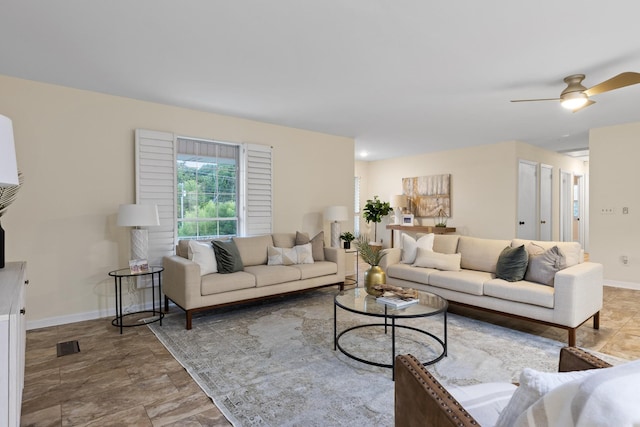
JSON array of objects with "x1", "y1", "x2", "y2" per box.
[
  {"x1": 601, "y1": 208, "x2": 615, "y2": 215},
  {"x1": 622, "y1": 255, "x2": 629, "y2": 265}
]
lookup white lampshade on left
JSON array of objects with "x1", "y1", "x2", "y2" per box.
[
  {"x1": 324, "y1": 205, "x2": 348, "y2": 248},
  {"x1": 0, "y1": 115, "x2": 19, "y2": 187},
  {"x1": 117, "y1": 204, "x2": 160, "y2": 260}
]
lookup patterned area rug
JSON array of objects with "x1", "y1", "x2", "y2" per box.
[{"x1": 149, "y1": 288, "x2": 566, "y2": 426}]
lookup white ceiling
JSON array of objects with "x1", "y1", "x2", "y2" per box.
[{"x1": 2, "y1": 1, "x2": 640, "y2": 161}]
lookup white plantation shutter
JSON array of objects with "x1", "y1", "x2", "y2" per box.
[
  {"x1": 241, "y1": 143, "x2": 273, "y2": 236},
  {"x1": 135, "y1": 129, "x2": 176, "y2": 267}
]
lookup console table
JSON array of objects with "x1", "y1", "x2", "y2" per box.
[
  {"x1": 386, "y1": 225, "x2": 457, "y2": 247},
  {"x1": 0, "y1": 262, "x2": 27, "y2": 427}
]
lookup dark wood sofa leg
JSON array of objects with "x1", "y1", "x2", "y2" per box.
[
  {"x1": 593, "y1": 311, "x2": 600, "y2": 329},
  {"x1": 186, "y1": 311, "x2": 193, "y2": 330},
  {"x1": 164, "y1": 295, "x2": 169, "y2": 313},
  {"x1": 568, "y1": 328, "x2": 576, "y2": 347}
]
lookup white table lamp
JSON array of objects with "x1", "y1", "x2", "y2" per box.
[
  {"x1": 0, "y1": 115, "x2": 18, "y2": 187},
  {"x1": 391, "y1": 194, "x2": 408, "y2": 225},
  {"x1": 117, "y1": 204, "x2": 160, "y2": 260},
  {"x1": 324, "y1": 205, "x2": 348, "y2": 248}
]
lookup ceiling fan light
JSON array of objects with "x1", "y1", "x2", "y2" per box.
[{"x1": 561, "y1": 92, "x2": 588, "y2": 110}]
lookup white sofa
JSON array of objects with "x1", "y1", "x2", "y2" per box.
[
  {"x1": 163, "y1": 233, "x2": 345, "y2": 329},
  {"x1": 380, "y1": 234, "x2": 603, "y2": 346}
]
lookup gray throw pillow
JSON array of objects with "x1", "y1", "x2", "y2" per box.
[
  {"x1": 295, "y1": 231, "x2": 325, "y2": 261},
  {"x1": 524, "y1": 245, "x2": 566, "y2": 286},
  {"x1": 212, "y1": 240, "x2": 244, "y2": 273},
  {"x1": 496, "y1": 245, "x2": 529, "y2": 282}
]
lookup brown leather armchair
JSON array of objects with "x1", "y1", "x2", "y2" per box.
[{"x1": 394, "y1": 347, "x2": 612, "y2": 427}]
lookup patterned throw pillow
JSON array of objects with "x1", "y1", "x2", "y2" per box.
[
  {"x1": 296, "y1": 231, "x2": 325, "y2": 261},
  {"x1": 267, "y1": 246, "x2": 297, "y2": 265},
  {"x1": 495, "y1": 245, "x2": 528, "y2": 282}
]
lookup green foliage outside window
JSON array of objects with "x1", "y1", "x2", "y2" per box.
[{"x1": 177, "y1": 157, "x2": 238, "y2": 239}]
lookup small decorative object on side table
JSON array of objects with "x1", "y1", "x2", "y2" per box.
[{"x1": 108, "y1": 266, "x2": 164, "y2": 334}]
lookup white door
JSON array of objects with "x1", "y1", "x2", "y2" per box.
[
  {"x1": 573, "y1": 175, "x2": 585, "y2": 247},
  {"x1": 539, "y1": 164, "x2": 552, "y2": 241},
  {"x1": 517, "y1": 160, "x2": 538, "y2": 240},
  {"x1": 560, "y1": 170, "x2": 573, "y2": 242}
]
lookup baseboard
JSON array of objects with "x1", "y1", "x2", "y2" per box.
[
  {"x1": 26, "y1": 299, "x2": 171, "y2": 331},
  {"x1": 605, "y1": 280, "x2": 640, "y2": 290}
]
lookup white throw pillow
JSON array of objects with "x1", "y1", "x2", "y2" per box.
[
  {"x1": 267, "y1": 246, "x2": 297, "y2": 265},
  {"x1": 187, "y1": 240, "x2": 218, "y2": 275},
  {"x1": 413, "y1": 248, "x2": 461, "y2": 271},
  {"x1": 495, "y1": 368, "x2": 596, "y2": 427},
  {"x1": 401, "y1": 233, "x2": 435, "y2": 264},
  {"x1": 295, "y1": 243, "x2": 314, "y2": 264},
  {"x1": 513, "y1": 360, "x2": 640, "y2": 427}
]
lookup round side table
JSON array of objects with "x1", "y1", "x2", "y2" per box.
[{"x1": 108, "y1": 266, "x2": 164, "y2": 334}]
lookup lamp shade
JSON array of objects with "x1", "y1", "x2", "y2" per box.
[
  {"x1": 117, "y1": 204, "x2": 160, "y2": 227},
  {"x1": 324, "y1": 205, "x2": 348, "y2": 222},
  {"x1": 0, "y1": 115, "x2": 19, "y2": 187},
  {"x1": 390, "y1": 194, "x2": 408, "y2": 208}
]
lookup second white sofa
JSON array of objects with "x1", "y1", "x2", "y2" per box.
[{"x1": 380, "y1": 234, "x2": 603, "y2": 346}]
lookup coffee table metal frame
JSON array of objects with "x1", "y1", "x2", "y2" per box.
[{"x1": 334, "y1": 288, "x2": 447, "y2": 379}]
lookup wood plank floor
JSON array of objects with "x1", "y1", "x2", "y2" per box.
[{"x1": 21, "y1": 274, "x2": 640, "y2": 426}]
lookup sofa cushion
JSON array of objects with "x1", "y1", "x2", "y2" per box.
[
  {"x1": 458, "y1": 237, "x2": 512, "y2": 273},
  {"x1": 292, "y1": 261, "x2": 338, "y2": 279},
  {"x1": 433, "y1": 234, "x2": 460, "y2": 254},
  {"x1": 233, "y1": 235, "x2": 274, "y2": 266},
  {"x1": 413, "y1": 248, "x2": 461, "y2": 271},
  {"x1": 401, "y1": 233, "x2": 434, "y2": 264},
  {"x1": 244, "y1": 265, "x2": 302, "y2": 287},
  {"x1": 428, "y1": 270, "x2": 493, "y2": 296},
  {"x1": 267, "y1": 246, "x2": 298, "y2": 266},
  {"x1": 387, "y1": 263, "x2": 435, "y2": 283},
  {"x1": 448, "y1": 382, "x2": 517, "y2": 427},
  {"x1": 296, "y1": 231, "x2": 325, "y2": 261},
  {"x1": 272, "y1": 233, "x2": 296, "y2": 248},
  {"x1": 201, "y1": 271, "x2": 255, "y2": 295},
  {"x1": 512, "y1": 239, "x2": 582, "y2": 267},
  {"x1": 187, "y1": 240, "x2": 218, "y2": 275},
  {"x1": 524, "y1": 244, "x2": 566, "y2": 286},
  {"x1": 484, "y1": 279, "x2": 555, "y2": 308},
  {"x1": 495, "y1": 367, "x2": 596, "y2": 427},
  {"x1": 212, "y1": 240, "x2": 244, "y2": 273},
  {"x1": 495, "y1": 245, "x2": 528, "y2": 282},
  {"x1": 177, "y1": 238, "x2": 210, "y2": 259}
]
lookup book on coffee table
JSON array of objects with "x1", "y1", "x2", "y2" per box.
[{"x1": 376, "y1": 295, "x2": 419, "y2": 308}]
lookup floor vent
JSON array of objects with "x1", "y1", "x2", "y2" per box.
[{"x1": 56, "y1": 340, "x2": 80, "y2": 357}]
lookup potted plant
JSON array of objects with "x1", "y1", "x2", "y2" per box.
[
  {"x1": 339, "y1": 231, "x2": 355, "y2": 249},
  {"x1": 435, "y1": 208, "x2": 448, "y2": 227},
  {"x1": 362, "y1": 196, "x2": 392, "y2": 243},
  {"x1": 354, "y1": 236, "x2": 387, "y2": 296}
]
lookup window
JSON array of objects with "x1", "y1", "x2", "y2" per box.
[
  {"x1": 176, "y1": 138, "x2": 239, "y2": 239},
  {"x1": 135, "y1": 129, "x2": 272, "y2": 266}
]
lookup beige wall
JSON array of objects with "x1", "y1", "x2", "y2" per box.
[
  {"x1": 0, "y1": 75, "x2": 354, "y2": 327},
  {"x1": 359, "y1": 140, "x2": 585, "y2": 246},
  {"x1": 590, "y1": 121, "x2": 640, "y2": 286}
]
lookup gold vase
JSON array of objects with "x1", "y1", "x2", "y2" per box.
[{"x1": 364, "y1": 265, "x2": 386, "y2": 296}]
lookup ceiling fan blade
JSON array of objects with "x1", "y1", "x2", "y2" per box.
[
  {"x1": 510, "y1": 98, "x2": 560, "y2": 103},
  {"x1": 572, "y1": 99, "x2": 596, "y2": 113},
  {"x1": 584, "y1": 72, "x2": 640, "y2": 96}
]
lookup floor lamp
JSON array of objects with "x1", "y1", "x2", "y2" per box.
[
  {"x1": 324, "y1": 205, "x2": 348, "y2": 248},
  {"x1": 0, "y1": 115, "x2": 20, "y2": 269},
  {"x1": 117, "y1": 204, "x2": 160, "y2": 261}
]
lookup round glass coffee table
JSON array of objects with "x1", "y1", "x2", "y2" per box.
[{"x1": 334, "y1": 288, "x2": 447, "y2": 379}]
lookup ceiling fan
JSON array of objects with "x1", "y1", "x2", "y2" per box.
[{"x1": 511, "y1": 72, "x2": 640, "y2": 111}]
